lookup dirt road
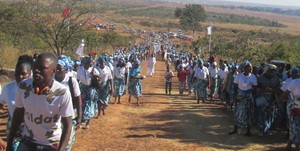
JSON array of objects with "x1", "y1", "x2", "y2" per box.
[{"x1": 71, "y1": 60, "x2": 286, "y2": 151}]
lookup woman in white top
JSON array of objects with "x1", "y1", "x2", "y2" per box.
[
  {"x1": 192, "y1": 59, "x2": 210, "y2": 104},
  {"x1": 281, "y1": 67, "x2": 300, "y2": 151},
  {"x1": 77, "y1": 56, "x2": 100, "y2": 129},
  {"x1": 95, "y1": 57, "x2": 113, "y2": 117},
  {"x1": 113, "y1": 58, "x2": 126, "y2": 104},
  {"x1": 229, "y1": 62, "x2": 257, "y2": 136}
]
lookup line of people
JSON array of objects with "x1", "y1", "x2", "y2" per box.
[
  {"x1": 0, "y1": 45, "x2": 148, "y2": 150},
  {"x1": 164, "y1": 54, "x2": 300, "y2": 151}
]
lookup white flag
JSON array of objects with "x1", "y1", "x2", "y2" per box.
[
  {"x1": 207, "y1": 26, "x2": 212, "y2": 35},
  {"x1": 76, "y1": 39, "x2": 85, "y2": 56}
]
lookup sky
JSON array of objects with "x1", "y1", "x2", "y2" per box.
[{"x1": 221, "y1": 0, "x2": 300, "y2": 7}]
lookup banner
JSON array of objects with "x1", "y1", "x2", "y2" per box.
[
  {"x1": 76, "y1": 39, "x2": 85, "y2": 56},
  {"x1": 207, "y1": 26, "x2": 212, "y2": 35}
]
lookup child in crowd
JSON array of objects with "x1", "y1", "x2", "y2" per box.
[
  {"x1": 177, "y1": 65, "x2": 188, "y2": 95},
  {"x1": 165, "y1": 65, "x2": 174, "y2": 95}
]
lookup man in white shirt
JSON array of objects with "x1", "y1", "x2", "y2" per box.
[{"x1": 7, "y1": 53, "x2": 74, "y2": 151}]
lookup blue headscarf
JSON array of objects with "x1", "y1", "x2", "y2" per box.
[
  {"x1": 130, "y1": 60, "x2": 141, "y2": 77},
  {"x1": 74, "y1": 60, "x2": 81, "y2": 66},
  {"x1": 58, "y1": 59, "x2": 70, "y2": 73},
  {"x1": 81, "y1": 56, "x2": 93, "y2": 64},
  {"x1": 97, "y1": 57, "x2": 105, "y2": 64}
]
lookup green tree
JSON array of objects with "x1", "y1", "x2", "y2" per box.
[
  {"x1": 16, "y1": 0, "x2": 94, "y2": 56},
  {"x1": 0, "y1": 3, "x2": 46, "y2": 53},
  {"x1": 174, "y1": 4, "x2": 206, "y2": 35}
]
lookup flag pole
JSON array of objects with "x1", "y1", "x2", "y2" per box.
[{"x1": 208, "y1": 22, "x2": 212, "y2": 54}]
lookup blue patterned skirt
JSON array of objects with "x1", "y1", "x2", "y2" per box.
[
  {"x1": 128, "y1": 77, "x2": 142, "y2": 98},
  {"x1": 80, "y1": 83, "x2": 98, "y2": 122},
  {"x1": 114, "y1": 78, "x2": 125, "y2": 97},
  {"x1": 97, "y1": 81, "x2": 111, "y2": 107},
  {"x1": 195, "y1": 79, "x2": 207, "y2": 100},
  {"x1": 256, "y1": 93, "x2": 276, "y2": 133},
  {"x1": 287, "y1": 96, "x2": 300, "y2": 144},
  {"x1": 234, "y1": 89, "x2": 255, "y2": 128}
]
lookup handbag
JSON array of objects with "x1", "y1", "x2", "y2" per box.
[
  {"x1": 255, "y1": 96, "x2": 267, "y2": 106},
  {"x1": 90, "y1": 68, "x2": 101, "y2": 88}
]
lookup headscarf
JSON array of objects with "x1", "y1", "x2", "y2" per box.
[
  {"x1": 74, "y1": 60, "x2": 81, "y2": 66},
  {"x1": 58, "y1": 58, "x2": 70, "y2": 73},
  {"x1": 97, "y1": 57, "x2": 105, "y2": 64},
  {"x1": 130, "y1": 60, "x2": 141, "y2": 77},
  {"x1": 81, "y1": 56, "x2": 93, "y2": 64},
  {"x1": 197, "y1": 58, "x2": 204, "y2": 64},
  {"x1": 291, "y1": 67, "x2": 300, "y2": 72}
]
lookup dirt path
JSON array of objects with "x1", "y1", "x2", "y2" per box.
[
  {"x1": 71, "y1": 60, "x2": 286, "y2": 151},
  {"x1": 0, "y1": 59, "x2": 287, "y2": 151}
]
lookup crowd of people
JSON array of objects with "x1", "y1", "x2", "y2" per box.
[
  {"x1": 0, "y1": 34, "x2": 299, "y2": 151},
  {"x1": 164, "y1": 53, "x2": 300, "y2": 151},
  {"x1": 0, "y1": 41, "x2": 153, "y2": 150}
]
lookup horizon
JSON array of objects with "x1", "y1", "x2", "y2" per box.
[{"x1": 219, "y1": 0, "x2": 300, "y2": 7}]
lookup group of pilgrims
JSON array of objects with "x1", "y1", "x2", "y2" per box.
[
  {"x1": 0, "y1": 34, "x2": 300, "y2": 150},
  {"x1": 167, "y1": 53, "x2": 300, "y2": 151},
  {"x1": 0, "y1": 39, "x2": 178, "y2": 150}
]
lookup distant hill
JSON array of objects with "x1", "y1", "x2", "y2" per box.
[{"x1": 146, "y1": 0, "x2": 300, "y2": 9}]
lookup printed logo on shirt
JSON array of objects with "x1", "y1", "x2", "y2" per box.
[{"x1": 25, "y1": 111, "x2": 59, "y2": 124}]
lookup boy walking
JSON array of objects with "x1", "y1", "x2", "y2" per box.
[
  {"x1": 177, "y1": 65, "x2": 188, "y2": 95},
  {"x1": 165, "y1": 65, "x2": 174, "y2": 95}
]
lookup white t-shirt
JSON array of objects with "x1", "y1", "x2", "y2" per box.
[
  {"x1": 234, "y1": 73, "x2": 257, "y2": 91},
  {"x1": 193, "y1": 66, "x2": 209, "y2": 80},
  {"x1": 208, "y1": 67, "x2": 219, "y2": 78},
  {"x1": 59, "y1": 76, "x2": 81, "y2": 97},
  {"x1": 281, "y1": 78, "x2": 293, "y2": 92},
  {"x1": 69, "y1": 71, "x2": 77, "y2": 79},
  {"x1": 287, "y1": 78, "x2": 300, "y2": 108},
  {"x1": 218, "y1": 70, "x2": 228, "y2": 79},
  {"x1": 125, "y1": 62, "x2": 132, "y2": 74},
  {"x1": 96, "y1": 66, "x2": 113, "y2": 83},
  {"x1": 77, "y1": 66, "x2": 100, "y2": 85},
  {"x1": 15, "y1": 78, "x2": 74, "y2": 146},
  {"x1": 0, "y1": 81, "x2": 17, "y2": 117},
  {"x1": 114, "y1": 66, "x2": 126, "y2": 79}
]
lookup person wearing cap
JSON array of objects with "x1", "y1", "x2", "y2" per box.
[
  {"x1": 95, "y1": 57, "x2": 113, "y2": 117},
  {"x1": 77, "y1": 56, "x2": 100, "y2": 129},
  {"x1": 256, "y1": 64, "x2": 280, "y2": 136},
  {"x1": 229, "y1": 61, "x2": 257, "y2": 136}
]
